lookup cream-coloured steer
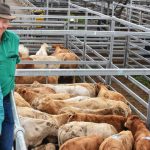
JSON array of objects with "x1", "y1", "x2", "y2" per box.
[
  {"x1": 58, "y1": 121, "x2": 117, "y2": 145},
  {"x1": 20, "y1": 117, "x2": 58, "y2": 147}
]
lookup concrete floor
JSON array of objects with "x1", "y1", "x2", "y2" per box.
[{"x1": 1, "y1": 0, "x2": 32, "y2": 14}]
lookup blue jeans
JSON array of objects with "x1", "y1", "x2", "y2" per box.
[{"x1": 0, "y1": 93, "x2": 14, "y2": 150}]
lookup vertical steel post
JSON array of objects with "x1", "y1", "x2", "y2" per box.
[
  {"x1": 65, "y1": 0, "x2": 70, "y2": 48},
  {"x1": 46, "y1": 0, "x2": 49, "y2": 16},
  {"x1": 51, "y1": 0, "x2": 53, "y2": 8},
  {"x1": 82, "y1": 10, "x2": 88, "y2": 82},
  {"x1": 101, "y1": 0, "x2": 104, "y2": 14},
  {"x1": 124, "y1": 0, "x2": 132, "y2": 68},
  {"x1": 147, "y1": 91, "x2": 150, "y2": 129},
  {"x1": 139, "y1": 11, "x2": 142, "y2": 25},
  {"x1": 46, "y1": 0, "x2": 49, "y2": 30},
  {"x1": 107, "y1": 2, "x2": 110, "y2": 16},
  {"x1": 64, "y1": 22, "x2": 67, "y2": 46},
  {"x1": 105, "y1": 2, "x2": 115, "y2": 85}
]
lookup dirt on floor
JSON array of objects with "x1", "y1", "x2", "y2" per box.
[{"x1": 111, "y1": 76, "x2": 148, "y2": 116}]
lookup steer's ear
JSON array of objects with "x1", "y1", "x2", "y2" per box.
[
  {"x1": 52, "y1": 44, "x2": 64, "y2": 49},
  {"x1": 22, "y1": 89, "x2": 27, "y2": 94},
  {"x1": 95, "y1": 82, "x2": 101, "y2": 96},
  {"x1": 129, "y1": 115, "x2": 139, "y2": 120},
  {"x1": 67, "y1": 112, "x2": 76, "y2": 122}
]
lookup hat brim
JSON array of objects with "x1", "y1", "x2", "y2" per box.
[{"x1": 0, "y1": 14, "x2": 16, "y2": 20}]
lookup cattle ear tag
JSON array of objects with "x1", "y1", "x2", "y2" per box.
[
  {"x1": 111, "y1": 134, "x2": 120, "y2": 139},
  {"x1": 142, "y1": 137, "x2": 150, "y2": 140}
]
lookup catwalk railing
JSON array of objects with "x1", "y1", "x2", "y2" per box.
[{"x1": 10, "y1": 92, "x2": 27, "y2": 150}]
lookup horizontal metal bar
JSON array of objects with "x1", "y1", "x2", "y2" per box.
[
  {"x1": 70, "y1": 35, "x2": 107, "y2": 61},
  {"x1": 127, "y1": 101, "x2": 147, "y2": 120},
  {"x1": 131, "y1": 35, "x2": 150, "y2": 46},
  {"x1": 128, "y1": 76, "x2": 150, "y2": 94},
  {"x1": 129, "y1": 50, "x2": 150, "y2": 64},
  {"x1": 20, "y1": 60, "x2": 107, "y2": 65},
  {"x1": 12, "y1": 30, "x2": 150, "y2": 37},
  {"x1": 11, "y1": 6, "x2": 84, "y2": 11},
  {"x1": 69, "y1": 2, "x2": 111, "y2": 19},
  {"x1": 14, "y1": 14, "x2": 102, "y2": 20},
  {"x1": 11, "y1": 23, "x2": 108, "y2": 28},
  {"x1": 11, "y1": 23, "x2": 65, "y2": 27},
  {"x1": 15, "y1": 69, "x2": 150, "y2": 76},
  {"x1": 130, "y1": 42, "x2": 150, "y2": 54},
  {"x1": 12, "y1": 20, "x2": 66, "y2": 23},
  {"x1": 128, "y1": 57, "x2": 148, "y2": 68},
  {"x1": 113, "y1": 16, "x2": 150, "y2": 32}
]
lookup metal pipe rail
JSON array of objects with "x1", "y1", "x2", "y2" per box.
[
  {"x1": 130, "y1": 35, "x2": 150, "y2": 47},
  {"x1": 19, "y1": 60, "x2": 107, "y2": 65},
  {"x1": 10, "y1": 92, "x2": 27, "y2": 150},
  {"x1": 70, "y1": 1, "x2": 150, "y2": 32},
  {"x1": 113, "y1": 17, "x2": 150, "y2": 32},
  {"x1": 107, "y1": 63, "x2": 150, "y2": 122},
  {"x1": 14, "y1": 14, "x2": 105, "y2": 20},
  {"x1": 11, "y1": 6, "x2": 84, "y2": 11},
  {"x1": 13, "y1": 30, "x2": 150, "y2": 37},
  {"x1": 11, "y1": 23, "x2": 108, "y2": 28},
  {"x1": 112, "y1": 77, "x2": 147, "y2": 120},
  {"x1": 15, "y1": 68, "x2": 150, "y2": 76},
  {"x1": 69, "y1": 2, "x2": 111, "y2": 19},
  {"x1": 69, "y1": 38, "x2": 106, "y2": 60},
  {"x1": 113, "y1": 2, "x2": 150, "y2": 14},
  {"x1": 68, "y1": 35, "x2": 107, "y2": 82},
  {"x1": 69, "y1": 35, "x2": 107, "y2": 61},
  {"x1": 12, "y1": 20, "x2": 66, "y2": 23},
  {"x1": 113, "y1": 2, "x2": 150, "y2": 27},
  {"x1": 10, "y1": 1, "x2": 150, "y2": 33},
  {"x1": 129, "y1": 49, "x2": 150, "y2": 64}
]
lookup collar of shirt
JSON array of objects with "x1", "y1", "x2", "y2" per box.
[{"x1": 2, "y1": 31, "x2": 10, "y2": 41}]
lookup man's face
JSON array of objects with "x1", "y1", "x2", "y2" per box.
[{"x1": 0, "y1": 18, "x2": 10, "y2": 34}]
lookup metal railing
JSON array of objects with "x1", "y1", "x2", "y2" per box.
[{"x1": 10, "y1": 91, "x2": 27, "y2": 150}]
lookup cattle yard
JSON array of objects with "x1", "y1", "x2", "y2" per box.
[{"x1": 4, "y1": 0, "x2": 150, "y2": 150}]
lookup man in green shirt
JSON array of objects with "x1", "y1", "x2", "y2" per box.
[{"x1": 0, "y1": 3, "x2": 20, "y2": 150}]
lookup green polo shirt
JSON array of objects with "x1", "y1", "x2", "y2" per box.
[{"x1": 0, "y1": 30, "x2": 20, "y2": 97}]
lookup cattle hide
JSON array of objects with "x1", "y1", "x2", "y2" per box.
[
  {"x1": 97, "y1": 83, "x2": 127, "y2": 104},
  {"x1": 14, "y1": 92, "x2": 31, "y2": 107},
  {"x1": 99, "y1": 130, "x2": 134, "y2": 150},
  {"x1": 68, "y1": 113, "x2": 127, "y2": 132},
  {"x1": 58, "y1": 121, "x2": 117, "y2": 145},
  {"x1": 31, "y1": 97, "x2": 131, "y2": 116},
  {"x1": 60, "y1": 135, "x2": 104, "y2": 150},
  {"x1": 20, "y1": 117, "x2": 58, "y2": 147},
  {"x1": 58, "y1": 105, "x2": 129, "y2": 117}
]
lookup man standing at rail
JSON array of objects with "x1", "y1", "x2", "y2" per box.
[{"x1": 0, "y1": 3, "x2": 20, "y2": 150}]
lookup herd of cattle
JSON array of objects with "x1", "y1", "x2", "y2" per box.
[
  {"x1": 16, "y1": 43, "x2": 79, "y2": 84},
  {"x1": 14, "y1": 43, "x2": 150, "y2": 150}
]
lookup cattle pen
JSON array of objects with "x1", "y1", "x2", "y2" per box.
[{"x1": 4, "y1": 0, "x2": 150, "y2": 149}]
